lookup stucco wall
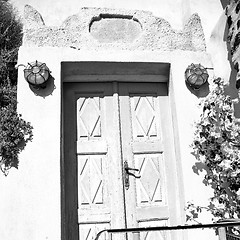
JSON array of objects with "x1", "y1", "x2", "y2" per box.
[
  {"x1": 11, "y1": 0, "x2": 185, "y2": 29},
  {"x1": 22, "y1": 5, "x2": 206, "y2": 52},
  {"x1": 188, "y1": 0, "x2": 225, "y2": 47},
  {"x1": 10, "y1": 0, "x2": 225, "y2": 45},
  {"x1": 0, "y1": 1, "x2": 235, "y2": 240},
  {"x1": 1, "y1": 48, "x2": 216, "y2": 240},
  {"x1": 0, "y1": 48, "x2": 62, "y2": 239}
]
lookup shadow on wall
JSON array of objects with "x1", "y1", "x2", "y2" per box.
[
  {"x1": 188, "y1": 1, "x2": 240, "y2": 221},
  {"x1": 29, "y1": 75, "x2": 56, "y2": 98},
  {"x1": 220, "y1": 0, "x2": 229, "y2": 9},
  {"x1": 209, "y1": 4, "x2": 240, "y2": 118},
  {"x1": 185, "y1": 81, "x2": 210, "y2": 98}
]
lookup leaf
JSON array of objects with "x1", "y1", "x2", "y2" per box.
[
  {"x1": 0, "y1": 1, "x2": 31, "y2": 175},
  {"x1": 191, "y1": 78, "x2": 240, "y2": 220}
]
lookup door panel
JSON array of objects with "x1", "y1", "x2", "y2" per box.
[
  {"x1": 64, "y1": 82, "x2": 126, "y2": 240},
  {"x1": 63, "y1": 82, "x2": 177, "y2": 240},
  {"x1": 76, "y1": 85, "x2": 112, "y2": 238},
  {"x1": 139, "y1": 220, "x2": 170, "y2": 240},
  {"x1": 119, "y1": 83, "x2": 173, "y2": 239},
  {"x1": 135, "y1": 154, "x2": 166, "y2": 209},
  {"x1": 76, "y1": 83, "x2": 126, "y2": 240}
]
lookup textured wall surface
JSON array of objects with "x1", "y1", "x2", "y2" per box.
[
  {"x1": 11, "y1": 0, "x2": 186, "y2": 30},
  {"x1": 23, "y1": 5, "x2": 206, "y2": 52},
  {"x1": 0, "y1": 2, "x2": 227, "y2": 240}
]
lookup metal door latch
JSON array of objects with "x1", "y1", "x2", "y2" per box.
[{"x1": 124, "y1": 161, "x2": 141, "y2": 190}]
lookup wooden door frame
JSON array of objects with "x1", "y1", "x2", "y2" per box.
[{"x1": 61, "y1": 61, "x2": 184, "y2": 240}]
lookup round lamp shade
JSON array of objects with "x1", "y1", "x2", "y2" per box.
[
  {"x1": 24, "y1": 61, "x2": 50, "y2": 88},
  {"x1": 185, "y1": 63, "x2": 209, "y2": 90}
]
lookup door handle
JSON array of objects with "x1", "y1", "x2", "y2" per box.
[{"x1": 124, "y1": 161, "x2": 141, "y2": 190}]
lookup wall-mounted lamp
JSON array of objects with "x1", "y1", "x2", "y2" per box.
[
  {"x1": 185, "y1": 63, "x2": 212, "y2": 90},
  {"x1": 22, "y1": 61, "x2": 50, "y2": 89}
]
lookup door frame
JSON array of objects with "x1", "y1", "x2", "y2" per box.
[{"x1": 61, "y1": 61, "x2": 184, "y2": 240}]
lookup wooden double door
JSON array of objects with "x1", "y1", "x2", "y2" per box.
[{"x1": 63, "y1": 82, "x2": 178, "y2": 240}]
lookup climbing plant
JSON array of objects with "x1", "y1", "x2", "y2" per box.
[
  {"x1": 0, "y1": 0, "x2": 33, "y2": 175},
  {"x1": 188, "y1": 78, "x2": 240, "y2": 222}
]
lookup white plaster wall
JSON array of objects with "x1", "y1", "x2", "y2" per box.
[
  {"x1": 180, "y1": 0, "x2": 230, "y2": 80},
  {"x1": 10, "y1": 0, "x2": 227, "y2": 36},
  {"x1": 208, "y1": 12, "x2": 231, "y2": 83},
  {"x1": 170, "y1": 55, "x2": 217, "y2": 240},
  {"x1": 0, "y1": 48, "x2": 62, "y2": 240},
  {"x1": 188, "y1": 0, "x2": 224, "y2": 45},
  {"x1": 187, "y1": 0, "x2": 233, "y2": 89},
  {"x1": 1, "y1": 2, "x2": 231, "y2": 240},
  {"x1": 0, "y1": 46, "x2": 219, "y2": 240},
  {"x1": 11, "y1": 0, "x2": 183, "y2": 29},
  {"x1": 11, "y1": 0, "x2": 230, "y2": 75},
  {"x1": 170, "y1": 50, "x2": 219, "y2": 236}
]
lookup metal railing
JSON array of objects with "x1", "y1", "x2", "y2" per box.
[
  {"x1": 94, "y1": 220, "x2": 240, "y2": 240},
  {"x1": 219, "y1": 219, "x2": 240, "y2": 240}
]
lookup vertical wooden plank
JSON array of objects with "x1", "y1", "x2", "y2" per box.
[
  {"x1": 118, "y1": 83, "x2": 138, "y2": 230},
  {"x1": 119, "y1": 82, "x2": 177, "y2": 240},
  {"x1": 63, "y1": 83, "x2": 79, "y2": 240},
  {"x1": 104, "y1": 82, "x2": 126, "y2": 233},
  {"x1": 63, "y1": 82, "x2": 126, "y2": 240}
]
